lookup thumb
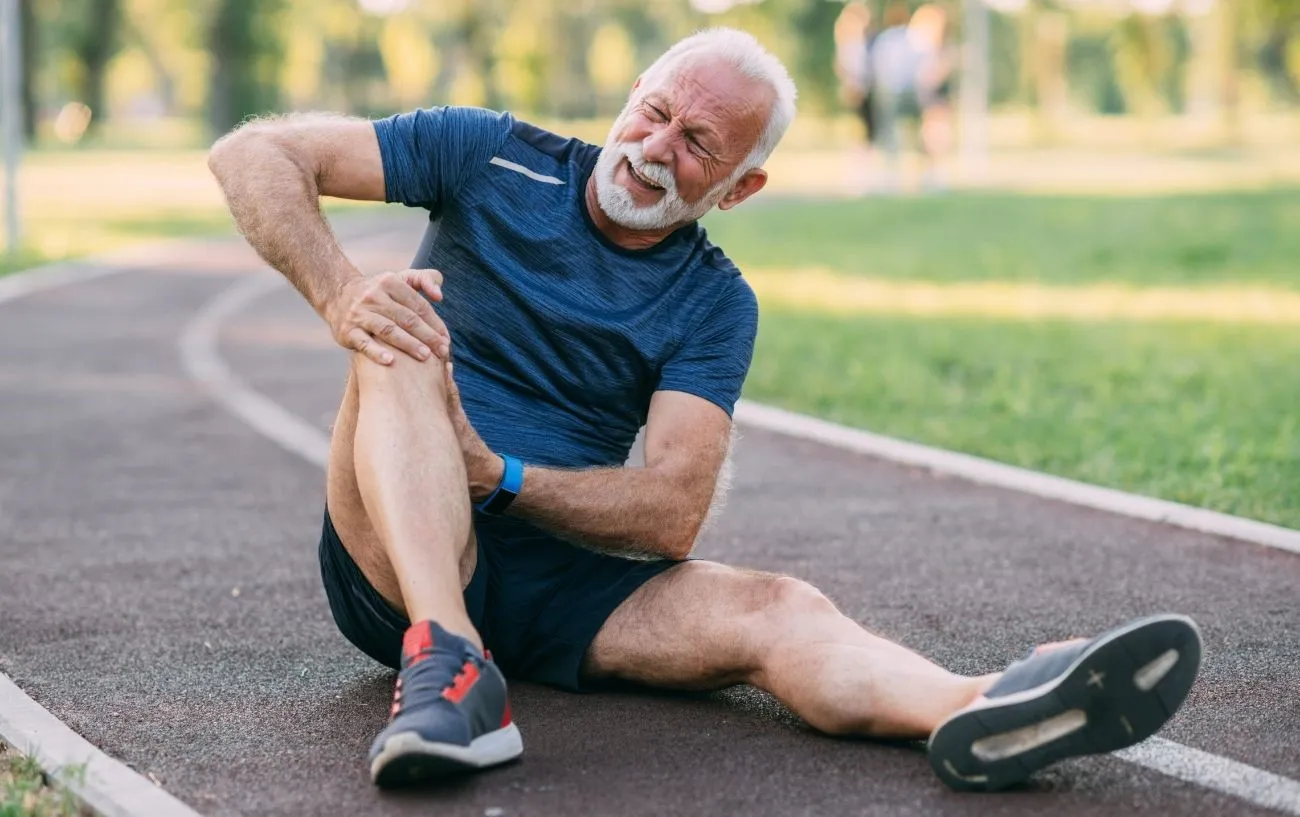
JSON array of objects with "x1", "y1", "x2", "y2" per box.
[{"x1": 404, "y1": 268, "x2": 443, "y2": 301}]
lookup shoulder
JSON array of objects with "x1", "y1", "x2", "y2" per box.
[
  {"x1": 498, "y1": 117, "x2": 600, "y2": 174},
  {"x1": 691, "y1": 232, "x2": 759, "y2": 323}
]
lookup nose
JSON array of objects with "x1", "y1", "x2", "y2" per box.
[{"x1": 641, "y1": 123, "x2": 674, "y2": 167}]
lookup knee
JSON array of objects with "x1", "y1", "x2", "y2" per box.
[
  {"x1": 741, "y1": 575, "x2": 842, "y2": 669},
  {"x1": 745, "y1": 576, "x2": 842, "y2": 651},
  {"x1": 352, "y1": 351, "x2": 449, "y2": 404},
  {"x1": 764, "y1": 576, "x2": 838, "y2": 621}
]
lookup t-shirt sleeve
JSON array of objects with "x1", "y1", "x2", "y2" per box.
[
  {"x1": 656, "y1": 276, "x2": 759, "y2": 417},
  {"x1": 371, "y1": 106, "x2": 512, "y2": 209}
]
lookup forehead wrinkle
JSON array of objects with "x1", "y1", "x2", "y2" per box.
[{"x1": 655, "y1": 63, "x2": 768, "y2": 157}]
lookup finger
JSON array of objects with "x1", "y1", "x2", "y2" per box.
[
  {"x1": 345, "y1": 327, "x2": 395, "y2": 365},
  {"x1": 386, "y1": 304, "x2": 441, "y2": 359},
  {"x1": 358, "y1": 313, "x2": 427, "y2": 362},
  {"x1": 403, "y1": 268, "x2": 444, "y2": 302},
  {"x1": 388, "y1": 285, "x2": 449, "y2": 351}
]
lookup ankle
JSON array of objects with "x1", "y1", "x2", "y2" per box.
[
  {"x1": 970, "y1": 672, "x2": 1000, "y2": 703},
  {"x1": 406, "y1": 611, "x2": 482, "y2": 652},
  {"x1": 402, "y1": 618, "x2": 484, "y2": 661}
]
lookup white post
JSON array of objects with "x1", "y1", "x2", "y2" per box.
[
  {"x1": 959, "y1": 0, "x2": 990, "y2": 182},
  {"x1": 1, "y1": 0, "x2": 22, "y2": 258}
]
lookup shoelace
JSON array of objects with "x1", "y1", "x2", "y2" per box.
[{"x1": 389, "y1": 649, "x2": 480, "y2": 719}]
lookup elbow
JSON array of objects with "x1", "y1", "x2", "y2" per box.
[
  {"x1": 207, "y1": 127, "x2": 250, "y2": 183},
  {"x1": 207, "y1": 122, "x2": 285, "y2": 183},
  {"x1": 659, "y1": 507, "x2": 708, "y2": 562}
]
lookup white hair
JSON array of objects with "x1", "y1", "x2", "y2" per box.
[{"x1": 637, "y1": 27, "x2": 798, "y2": 171}]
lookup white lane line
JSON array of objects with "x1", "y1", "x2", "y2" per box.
[
  {"x1": 1117, "y1": 738, "x2": 1300, "y2": 814},
  {"x1": 177, "y1": 271, "x2": 329, "y2": 467},
  {"x1": 1, "y1": 251, "x2": 206, "y2": 817},
  {"x1": 183, "y1": 269, "x2": 1300, "y2": 817},
  {"x1": 733, "y1": 401, "x2": 1300, "y2": 556}
]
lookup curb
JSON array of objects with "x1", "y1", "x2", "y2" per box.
[
  {"x1": 0, "y1": 675, "x2": 202, "y2": 817},
  {"x1": 733, "y1": 401, "x2": 1300, "y2": 556}
]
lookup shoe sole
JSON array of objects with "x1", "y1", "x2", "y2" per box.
[
  {"x1": 927, "y1": 613, "x2": 1202, "y2": 792},
  {"x1": 370, "y1": 722, "x2": 524, "y2": 787}
]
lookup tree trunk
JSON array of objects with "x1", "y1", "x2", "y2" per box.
[
  {"x1": 73, "y1": 0, "x2": 121, "y2": 134},
  {"x1": 19, "y1": 0, "x2": 35, "y2": 140},
  {"x1": 465, "y1": 4, "x2": 501, "y2": 111},
  {"x1": 208, "y1": 0, "x2": 285, "y2": 136},
  {"x1": 1218, "y1": 0, "x2": 1240, "y2": 145}
]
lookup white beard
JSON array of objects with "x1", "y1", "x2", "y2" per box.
[{"x1": 593, "y1": 133, "x2": 732, "y2": 232}]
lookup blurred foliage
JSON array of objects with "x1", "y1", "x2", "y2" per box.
[{"x1": 12, "y1": 0, "x2": 1300, "y2": 142}]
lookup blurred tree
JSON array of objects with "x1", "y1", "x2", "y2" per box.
[
  {"x1": 13, "y1": 0, "x2": 1300, "y2": 146},
  {"x1": 208, "y1": 0, "x2": 286, "y2": 133},
  {"x1": 1110, "y1": 11, "x2": 1175, "y2": 117},
  {"x1": 61, "y1": 0, "x2": 123, "y2": 133},
  {"x1": 1256, "y1": 0, "x2": 1300, "y2": 101},
  {"x1": 19, "y1": 0, "x2": 36, "y2": 139}
]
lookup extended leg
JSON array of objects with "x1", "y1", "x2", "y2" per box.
[
  {"x1": 585, "y1": 561, "x2": 990, "y2": 738},
  {"x1": 586, "y1": 561, "x2": 1200, "y2": 791}
]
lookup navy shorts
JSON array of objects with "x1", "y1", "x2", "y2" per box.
[{"x1": 318, "y1": 507, "x2": 680, "y2": 691}]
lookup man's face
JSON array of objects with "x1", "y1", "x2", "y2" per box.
[{"x1": 594, "y1": 56, "x2": 772, "y2": 231}]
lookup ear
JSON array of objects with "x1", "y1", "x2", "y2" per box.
[{"x1": 716, "y1": 168, "x2": 768, "y2": 211}]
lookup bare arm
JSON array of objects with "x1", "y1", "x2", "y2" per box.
[
  {"x1": 445, "y1": 379, "x2": 733, "y2": 561},
  {"x1": 208, "y1": 114, "x2": 448, "y2": 363}
]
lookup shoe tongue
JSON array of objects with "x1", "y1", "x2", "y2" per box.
[
  {"x1": 401, "y1": 620, "x2": 473, "y2": 670},
  {"x1": 401, "y1": 620, "x2": 439, "y2": 668}
]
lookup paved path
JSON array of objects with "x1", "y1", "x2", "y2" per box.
[{"x1": 1, "y1": 213, "x2": 1297, "y2": 817}]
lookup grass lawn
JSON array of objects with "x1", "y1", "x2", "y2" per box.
[
  {"x1": 0, "y1": 744, "x2": 81, "y2": 817},
  {"x1": 0, "y1": 149, "x2": 371, "y2": 278},
  {"x1": 705, "y1": 190, "x2": 1300, "y2": 529}
]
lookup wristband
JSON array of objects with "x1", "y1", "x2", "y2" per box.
[{"x1": 475, "y1": 453, "x2": 523, "y2": 516}]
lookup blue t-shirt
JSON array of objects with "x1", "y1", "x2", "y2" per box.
[{"x1": 373, "y1": 106, "x2": 758, "y2": 470}]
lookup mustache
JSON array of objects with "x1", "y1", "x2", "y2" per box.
[{"x1": 620, "y1": 143, "x2": 677, "y2": 194}]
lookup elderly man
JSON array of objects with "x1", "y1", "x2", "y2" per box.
[{"x1": 208, "y1": 28, "x2": 1200, "y2": 791}]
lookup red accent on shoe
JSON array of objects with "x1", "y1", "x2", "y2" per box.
[
  {"x1": 500, "y1": 697, "x2": 513, "y2": 728},
  {"x1": 402, "y1": 621, "x2": 435, "y2": 666},
  {"x1": 442, "y1": 661, "x2": 480, "y2": 704},
  {"x1": 389, "y1": 678, "x2": 404, "y2": 719}
]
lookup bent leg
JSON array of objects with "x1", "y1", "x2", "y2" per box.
[
  {"x1": 326, "y1": 354, "x2": 478, "y2": 645},
  {"x1": 585, "y1": 561, "x2": 990, "y2": 738}
]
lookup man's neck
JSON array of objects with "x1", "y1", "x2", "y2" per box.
[{"x1": 583, "y1": 174, "x2": 681, "y2": 252}]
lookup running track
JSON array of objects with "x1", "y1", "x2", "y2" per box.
[{"x1": 0, "y1": 213, "x2": 1297, "y2": 816}]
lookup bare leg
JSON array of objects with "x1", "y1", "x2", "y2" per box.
[
  {"x1": 586, "y1": 561, "x2": 995, "y2": 738},
  {"x1": 326, "y1": 354, "x2": 479, "y2": 646}
]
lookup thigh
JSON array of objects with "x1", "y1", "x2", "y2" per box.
[
  {"x1": 583, "y1": 561, "x2": 825, "y2": 691},
  {"x1": 476, "y1": 523, "x2": 679, "y2": 690},
  {"x1": 325, "y1": 367, "x2": 477, "y2": 616}
]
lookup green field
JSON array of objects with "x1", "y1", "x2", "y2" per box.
[{"x1": 705, "y1": 189, "x2": 1300, "y2": 528}]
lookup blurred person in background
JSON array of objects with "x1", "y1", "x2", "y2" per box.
[
  {"x1": 834, "y1": 2, "x2": 879, "y2": 194},
  {"x1": 208, "y1": 22, "x2": 1200, "y2": 796},
  {"x1": 870, "y1": 1, "x2": 954, "y2": 192},
  {"x1": 910, "y1": 3, "x2": 956, "y2": 191}
]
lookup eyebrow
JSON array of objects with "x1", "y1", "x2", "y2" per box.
[{"x1": 645, "y1": 95, "x2": 721, "y2": 156}]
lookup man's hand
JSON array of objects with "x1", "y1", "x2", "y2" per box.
[
  {"x1": 324, "y1": 269, "x2": 450, "y2": 365},
  {"x1": 443, "y1": 362, "x2": 504, "y2": 501}
]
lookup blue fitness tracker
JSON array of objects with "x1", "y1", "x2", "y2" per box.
[{"x1": 475, "y1": 453, "x2": 523, "y2": 516}]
